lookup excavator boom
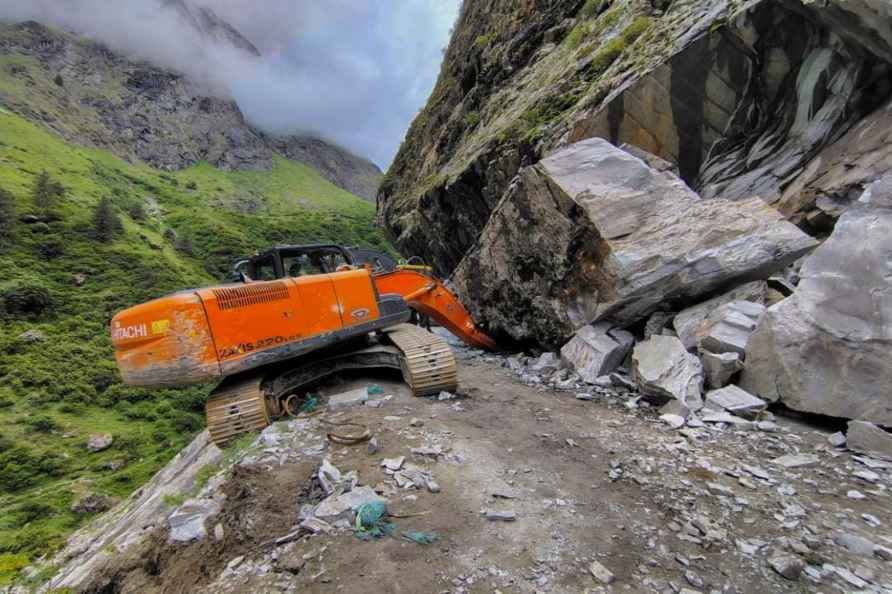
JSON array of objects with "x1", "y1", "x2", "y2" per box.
[{"x1": 374, "y1": 268, "x2": 497, "y2": 351}]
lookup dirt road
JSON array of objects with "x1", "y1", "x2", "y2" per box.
[{"x1": 80, "y1": 349, "x2": 892, "y2": 594}]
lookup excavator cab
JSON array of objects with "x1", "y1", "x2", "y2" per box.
[{"x1": 232, "y1": 244, "x2": 397, "y2": 282}]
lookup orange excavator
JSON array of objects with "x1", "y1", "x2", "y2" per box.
[{"x1": 111, "y1": 244, "x2": 496, "y2": 445}]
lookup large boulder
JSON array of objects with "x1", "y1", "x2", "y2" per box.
[
  {"x1": 560, "y1": 323, "x2": 635, "y2": 383},
  {"x1": 452, "y1": 139, "x2": 816, "y2": 347},
  {"x1": 698, "y1": 301, "x2": 766, "y2": 356},
  {"x1": 741, "y1": 177, "x2": 892, "y2": 424},
  {"x1": 631, "y1": 335, "x2": 704, "y2": 411}
]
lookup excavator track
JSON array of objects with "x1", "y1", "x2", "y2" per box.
[
  {"x1": 205, "y1": 374, "x2": 268, "y2": 447},
  {"x1": 384, "y1": 323, "x2": 458, "y2": 396},
  {"x1": 204, "y1": 325, "x2": 457, "y2": 446}
]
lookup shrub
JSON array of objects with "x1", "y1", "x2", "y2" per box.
[
  {"x1": 53, "y1": 73, "x2": 64, "y2": 87},
  {"x1": 580, "y1": 0, "x2": 607, "y2": 18},
  {"x1": 0, "y1": 187, "x2": 15, "y2": 243},
  {"x1": 38, "y1": 237, "x2": 64, "y2": 259},
  {"x1": 0, "y1": 279, "x2": 52, "y2": 319},
  {"x1": 566, "y1": 22, "x2": 590, "y2": 49},
  {"x1": 185, "y1": 181, "x2": 197, "y2": 190},
  {"x1": 24, "y1": 415, "x2": 60, "y2": 433},
  {"x1": 463, "y1": 111, "x2": 481, "y2": 128},
  {"x1": 174, "y1": 235, "x2": 194, "y2": 256},
  {"x1": 126, "y1": 202, "x2": 146, "y2": 221},
  {"x1": 31, "y1": 170, "x2": 65, "y2": 215},
  {"x1": 92, "y1": 197, "x2": 122, "y2": 243}
]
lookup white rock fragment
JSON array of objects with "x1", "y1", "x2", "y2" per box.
[
  {"x1": 704, "y1": 385, "x2": 766, "y2": 419},
  {"x1": 482, "y1": 510, "x2": 517, "y2": 522},
  {"x1": 659, "y1": 414, "x2": 686, "y2": 429},
  {"x1": 827, "y1": 431, "x2": 846, "y2": 448},
  {"x1": 588, "y1": 560, "x2": 615, "y2": 585},
  {"x1": 327, "y1": 387, "x2": 369, "y2": 410},
  {"x1": 560, "y1": 323, "x2": 635, "y2": 382},
  {"x1": 771, "y1": 453, "x2": 819, "y2": 468}
]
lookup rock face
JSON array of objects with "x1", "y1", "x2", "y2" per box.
[
  {"x1": 48, "y1": 431, "x2": 222, "y2": 591},
  {"x1": 631, "y1": 335, "x2": 704, "y2": 411},
  {"x1": 0, "y1": 21, "x2": 380, "y2": 199},
  {"x1": 741, "y1": 177, "x2": 892, "y2": 424},
  {"x1": 380, "y1": 0, "x2": 892, "y2": 277},
  {"x1": 452, "y1": 139, "x2": 816, "y2": 346},
  {"x1": 560, "y1": 323, "x2": 635, "y2": 383}
]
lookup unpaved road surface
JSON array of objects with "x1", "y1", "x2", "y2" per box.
[{"x1": 99, "y1": 349, "x2": 891, "y2": 594}]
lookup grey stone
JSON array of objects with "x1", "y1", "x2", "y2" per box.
[
  {"x1": 327, "y1": 387, "x2": 369, "y2": 410},
  {"x1": 834, "y1": 533, "x2": 876, "y2": 556},
  {"x1": 701, "y1": 351, "x2": 743, "y2": 389},
  {"x1": 771, "y1": 453, "x2": 819, "y2": 468},
  {"x1": 381, "y1": 456, "x2": 405, "y2": 471},
  {"x1": 313, "y1": 486, "x2": 385, "y2": 523},
  {"x1": 299, "y1": 517, "x2": 332, "y2": 534},
  {"x1": 699, "y1": 301, "x2": 766, "y2": 356},
  {"x1": 589, "y1": 560, "x2": 615, "y2": 585},
  {"x1": 451, "y1": 139, "x2": 816, "y2": 346},
  {"x1": 70, "y1": 493, "x2": 116, "y2": 516},
  {"x1": 87, "y1": 434, "x2": 114, "y2": 453},
  {"x1": 659, "y1": 400, "x2": 692, "y2": 419},
  {"x1": 632, "y1": 335, "x2": 704, "y2": 410},
  {"x1": 741, "y1": 177, "x2": 892, "y2": 424},
  {"x1": 846, "y1": 420, "x2": 892, "y2": 460},
  {"x1": 673, "y1": 282, "x2": 769, "y2": 350},
  {"x1": 18, "y1": 329, "x2": 45, "y2": 342},
  {"x1": 704, "y1": 385, "x2": 766, "y2": 419},
  {"x1": 768, "y1": 554, "x2": 804, "y2": 580},
  {"x1": 660, "y1": 414, "x2": 686, "y2": 429},
  {"x1": 530, "y1": 352, "x2": 560, "y2": 373},
  {"x1": 827, "y1": 431, "x2": 846, "y2": 448},
  {"x1": 560, "y1": 323, "x2": 635, "y2": 382},
  {"x1": 482, "y1": 510, "x2": 517, "y2": 522},
  {"x1": 168, "y1": 498, "x2": 222, "y2": 542}
]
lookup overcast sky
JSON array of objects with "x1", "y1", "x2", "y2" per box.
[{"x1": 0, "y1": 0, "x2": 461, "y2": 167}]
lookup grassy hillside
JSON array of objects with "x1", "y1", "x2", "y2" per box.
[{"x1": 0, "y1": 107, "x2": 389, "y2": 585}]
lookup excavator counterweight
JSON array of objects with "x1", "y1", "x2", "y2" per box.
[{"x1": 111, "y1": 244, "x2": 495, "y2": 445}]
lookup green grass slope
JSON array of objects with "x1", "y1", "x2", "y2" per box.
[{"x1": 0, "y1": 106, "x2": 389, "y2": 584}]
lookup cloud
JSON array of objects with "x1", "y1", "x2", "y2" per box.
[{"x1": 0, "y1": 0, "x2": 461, "y2": 167}]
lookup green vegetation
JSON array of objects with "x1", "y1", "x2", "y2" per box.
[
  {"x1": 0, "y1": 187, "x2": 14, "y2": 243},
  {"x1": 30, "y1": 170, "x2": 65, "y2": 216},
  {"x1": 0, "y1": 108, "x2": 390, "y2": 584},
  {"x1": 91, "y1": 196, "x2": 122, "y2": 243},
  {"x1": 463, "y1": 111, "x2": 481, "y2": 129},
  {"x1": 580, "y1": 0, "x2": 609, "y2": 18},
  {"x1": 583, "y1": 16, "x2": 651, "y2": 79}
]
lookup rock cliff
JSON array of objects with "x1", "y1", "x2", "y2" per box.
[
  {"x1": 380, "y1": 0, "x2": 892, "y2": 271},
  {"x1": 0, "y1": 18, "x2": 382, "y2": 199}
]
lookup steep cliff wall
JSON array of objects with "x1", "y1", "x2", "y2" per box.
[{"x1": 380, "y1": 0, "x2": 892, "y2": 275}]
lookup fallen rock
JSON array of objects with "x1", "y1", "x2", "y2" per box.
[
  {"x1": 482, "y1": 510, "x2": 517, "y2": 522},
  {"x1": 698, "y1": 301, "x2": 765, "y2": 356},
  {"x1": 313, "y1": 486, "x2": 385, "y2": 524},
  {"x1": 846, "y1": 420, "x2": 892, "y2": 460},
  {"x1": 660, "y1": 414, "x2": 686, "y2": 429},
  {"x1": 834, "y1": 533, "x2": 876, "y2": 556},
  {"x1": 87, "y1": 434, "x2": 114, "y2": 453},
  {"x1": 769, "y1": 553, "x2": 804, "y2": 580},
  {"x1": 560, "y1": 322, "x2": 635, "y2": 382},
  {"x1": 704, "y1": 385, "x2": 766, "y2": 419},
  {"x1": 327, "y1": 387, "x2": 369, "y2": 410},
  {"x1": 70, "y1": 493, "x2": 116, "y2": 516},
  {"x1": 168, "y1": 498, "x2": 222, "y2": 543},
  {"x1": 673, "y1": 281, "x2": 769, "y2": 350},
  {"x1": 588, "y1": 560, "x2": 615, "y2": 585},
  {"x1": 18, "y1": 329, "x2": 45, "y2": 342},
  {"x1": 741, "y1": 176, "x2": 892, "y2": 424},
  {"x1": 827, "y1": 431, "x2": 846, "y2": 448},
  {"x1": 632, "y1": 335, "x2": 704, "y2": 410},
  {"x1": 701, "y1": 351, "x2": 743, "y2": 389},
  {"x1": 452, "y1": 139, "x2": 816, "y2": 346},
  {"x1": 771, "y1": 453, "x2": 819, "y2": 468}
]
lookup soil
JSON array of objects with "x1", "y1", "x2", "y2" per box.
[{"x1": 92, "y1": 351, "x2": 892, "y2": 594}]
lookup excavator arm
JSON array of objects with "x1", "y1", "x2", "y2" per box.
[{"x1": 374, "y1": 267, "x2": 497, "y2": 351}]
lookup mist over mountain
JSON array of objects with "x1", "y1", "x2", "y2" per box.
[{"x1": 0, "y1": 0, "x2": 459, "y2": 166}]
